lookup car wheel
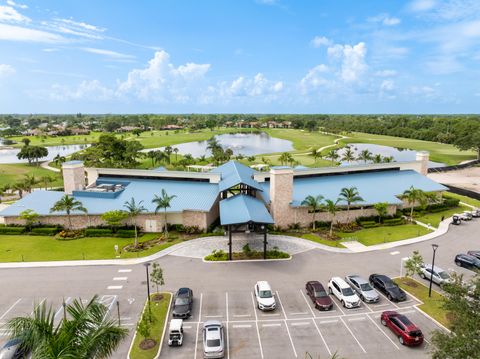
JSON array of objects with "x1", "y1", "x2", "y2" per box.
[
  {"x1": 329, "y1": 287, "x2": 333, "y2": 294},
  {"x1": 315, "y1": 303, "x2": 319, "y2": 310},
  {"x1": 387, "y1": 294, "x2": 392, "y2": 301},
  {"x1": 360, "y1": 294, "x2": 364, "y2": 302},
  {"x1": 399, "y1": 336, "x2": 405, "y2": 345},
  {"x1": 420, "y1": 272, "x2": 426, "y2": 279},
  {"x1": 455, "y1": 260, "x2": 462, "y2": 267},
  {"x1": 381, "y1": 319, "x2": 387, "y2": 326},
  {"x1": 341, "y1": 300, "x2": 345, "y2": 308}
]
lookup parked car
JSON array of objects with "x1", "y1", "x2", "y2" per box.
[
  {"x1": 369, "y1": 274, "x2": 407, "y2": 302},
  {"x1": 172, "y1": 287, "x2": 193, "y2": 318},
  {"x1": 467, "y1": 250, "x2": 480, "y2": 260},
  {"x1": 381, "y1": 311, "x2": 424, "y2": 346},
  {"x1": 254, "y1": 281, "x2": 276, "y2": 311},
  {"x1": 463, "y1": 211, "x2": 473, "y2": 220},
  {"x1": 203, "y1": 320, "x2": 225, "y2": 358},
  {"x1": 419, "y1": 264, "x2": 452, "y2": 286},
  {"x1": 457, "y1": 213, "x2": 471, "y2": 221},
  {"x1": 451, "y1": 215, "x2": 461, "y2": 225},
  {"x1": 471, "y1": 208, "x2": 480, "y2": 218},
  {"x1": 168, "y1": 319, "x2": 184, "y2": 346},
  {"x1": 0, "y1": 339, "x2": 25, "y2": 359},
  {"x1": 305, "y1": 281, "x2": 333, "y2": 310},
  {"x1": 455, "y1": 254, "x2": 480, "y2": 270},
  {"x1": 328, "y1": 277, "x2": 361, "y2": 308},
  {"x1": 345, "y1": 275, "x2": 380, "y2": 303}
]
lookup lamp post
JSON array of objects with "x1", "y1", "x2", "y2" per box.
[
  {"x1": 429, "y1": 244, "x2": 439, "y2": 298},
  {"x1": 144, "y1": 262, "x2": 151, "y2": 313}
]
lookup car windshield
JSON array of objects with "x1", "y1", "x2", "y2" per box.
[
  {"x1": 207, "y1": 339, "x2": 221, "y2": 347},
  {"x1": 315, "y1": 290, "x2": 328, "y2": 298},
  {"x1": 175, "y1": 297, "x2": 189, "y2": 306},
  {"x1": 438, "y1": 271, "x2": 450, "y2": 280},
  {"x1": 360, "y1": 283, "x2": 373, "y2": 291},
  {"x1": 342, "y1": 287, "x2": 354, "y2": 296},
  {"x1": 259, "y1": 290, "x2": 272, "y2": 298},
  {"x1": 473, "y1": 257, "x2": 480, "y2": 265}
]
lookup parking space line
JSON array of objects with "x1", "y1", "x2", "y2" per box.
[
  {"x1": 339, "y1": 316, "x2": 367, "y2": 353},
  {"x1": 290, "y1": 311, "x2": 308, "y2": 315},
  {"x1": 194, "y1": 293, "x2": 203, "y2": 359},
  {"x1": 232, "y1": 324, "x2": 252, "y2": 328},
  {"x1": 275, "y1": 291, "x2": 288, "y2": 320},
  {"x1": 397, "y1": 309, "x2": 415, "y2": 315},
  {"x1": 107, "y1": 285, "x2": 123, "y2": 290},
  {"x1": 31, "y1": 298, "x2": 46, "y2": 315},
  {"x1": 118, "y1": 269, "x2": 132, "y2": 273},
  {"x1": 0, "y1": 298, "x2": 22, "y2": 321},
  {"x1": 113, "y1": 277, "x2": 128, "y2": 281},
  {"x1": 250, "y1": 292, "x2": 264, "y2": 359},
  {"x1": 299, "y1": 289, "x2": 317, "y2": 318},
  {"x1": 376, "y1": 291, "x2": 400, "y2": 308},
  {"x1": 332, "y1": 300, "x2": 346, "y2": 316},
  {"x1": 310, "y1": 318, "x2": 332, "y2": 356},
  {"x1": 225, "y1": 292, "x2": 229, "y2": 359},
  {"x1": 204, "y1": 315, "x2": 223, "y2": 318},
  {"x1": 366, "y1": 314, "x2": 400, "y2": 350},
  {"x1": 319, "y1": 319, "x2": 339, "y2": 324},
  {"x1": 233, "y1": 314, "x2": 251, "y2": 318},
  {"x1": 262, "y1": 323, "x2": 281, "y2": 327},
  {"x1": 291, "y1": 321, "x2": 310, "y2": 326},
  {"x1": 54, "y1": 297, "x2": 71, "y2": 319},
  {"x1": 348, "y1": 317, "x2": 366, "y2": 322},
  {"x1": 184, "y1": 325, "x2": 192, "y2": 329}
]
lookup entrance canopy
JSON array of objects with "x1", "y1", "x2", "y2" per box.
[{"x1": 220, "y1": 194, "x2": 274, "y2": 226}]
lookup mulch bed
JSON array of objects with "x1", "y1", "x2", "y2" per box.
[
  {"x1": 151, "y1": 293, "x2": 164, "y2": 302},
  {"x1": 139, "y1": 338, "x2": 156, "y2": 350}
]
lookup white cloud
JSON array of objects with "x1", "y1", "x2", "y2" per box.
[
  {"x1": 0, "y1": 5, "x2": 30, "y2": 22},
  {"x1": 6, "y1": 0, "x2": 28, "y2": 9},
  {"x1": 44, "y1": 18, "x2": 105, "y2": 39},
  {"x1": 0, "y1": 64, "x2": 15, "y2": 77},
  {"x1": 49, "y1": 80, "x2": 113, "y2": 101},
  {"x1": 409, "y1": 0, "x2": 480, "y2": 21},
  {"x1": 409, "y1": 85, "x2": 437, "y2": 98},
  {"x1": 256, "y1": 0, "x2": 277, "y2": 5},
  {"x1": 42, "y1": 48, "x2": 59, "y2": 52},
  {"x1": 219, "y1": 73, "x2": 284, "y2": 98},
  {"x1": 328, "y1": 42, "x2": 368, "y2": 82},
  {"x1": 310, "y1": 36, "x2": 332, "y2": 47},
  {"x1": 172, "y1": 63, "x2": 211, "y2": 79},
  {"x1": 82, "y1": 47, "x2": 136, "y2": 60},
  {"x1": 375, "y1": 70, "x2": 397, "y2": 77},
  {"x1": 0, "y1": 23, "x2": 64, "y2": 43},
  {"x1": 408, "y1": 0, "x2": 437, "y2": 12},
  {"x1": 300, "y1": 64, "x2": 331, "y2": 91},
  {"x1": 368, "y1": 13, "x2": 401, "y2": 26}
]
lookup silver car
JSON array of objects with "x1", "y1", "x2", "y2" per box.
[
  {"x1": 0, "y1": 339, "x2": 23, "y2": 359},
  {"x1": 203, "y1": 320, "x2": 225, "y2": 358},
  {"x1": 420, "y1": 264, "x2": 452, "y2": 286},
  {"x1": 345, "y1": 275, "x2": 380, "y2": 303}
]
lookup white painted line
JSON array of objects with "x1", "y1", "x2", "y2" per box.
[
  {"x1": 299, "y1": 290, "x2": 316, "y2": 318},
  {"x1": 390, "y1": 251, "x2": 400, "y2": 255},
  {"x1": 290, "y1": 312, "x2": 308, "y2": 315},
  {"x1": 348, "y1": 317, "x2": 366, "y2": 322},
  {"x1": 54, "y1": 297, "x2": 71, "y2": 319},
  {"x1": 31, "y1": 298, "x2": 46, "y2": 316},
  {"x1": 398, "y1": 309, "x2": 416, "y2": 315},
  {"x1": 194, "y1": 293, "x2": 203, "y2": 359},
  {"x1": 204, "y1": 315, "x2": 223, "y2": 318},
  {"x1": 233, "y1": 324, "x2": 252, "y2": 328},
  {"x1": 113, "y1": 277, "x2": 128, "y2": 281},
  {"x1": 291, "y1": 322, "x2": 310, "y2": 326},
  {"x1": 373, "y1": 303, "x2": 391, "y2": 308},
  {"x1": 183, "y1": 325, "x2": 192, "y2": 329},
  {"x1": 251, "y1": 292, "x2": 264, "y2": 359},
  {"x1": 262, "y1": 323, "x2": 281, "y2": 327},
  {"x1": 233, "y1": 314, "x2": 251, "y2": 318},
  {"x1": 311, "y1": 319, "x2": 332, "y2": 356},
  {"x1": 366, "y1": 314, "x2": 400, "y2": 350},
  {"x1": 283, "y1": 320, "x2": 298, "y2": 357},
  {"x1": 107, "y1": 285, "x2": 123, "y2": 290},
  {"x1": 319, "y1": 319, "x2": 339, "y2": 324},
  {"x1": 260, "y1": 313, "x2": 280, "y2": 316},
  {"x1": 333, "y1": 300, "x2": 346, "y2": 316},
  {"x1": 0, "y1": 298, "x2": 22, "y2": 321},
  {"x1": 339, "y1": 316, "x2": 367, "y2": 353},
  {"x1": 118, "y1": 269, "x2": 132, "y2": 273},
  {"x1": 226, "y1": 292, "x2": 230, "y2": 359},
  {"x1": 275, "y1": 291, "x2": 288, "y2": 320}
]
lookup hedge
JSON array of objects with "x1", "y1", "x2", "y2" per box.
[
  {"x1": 85, "y1": 228, "x2": 113, "y2": 237},
  {"x1": 116, "y1": 229, "x2": 136, "y2": 238},
  {"x1": 30, "y1": 227, "x2": 60, "y2": 236},
  {"x1": 0, "y1": 226, "x2": 26, "y2": 234}
]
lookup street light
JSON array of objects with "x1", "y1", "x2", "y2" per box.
[
  {"x1": 429, "y1": 244, "x2": 439, "y2": 298},
  {"x1": 144, "y1": 262, "x2": 152, "y2": 313}
]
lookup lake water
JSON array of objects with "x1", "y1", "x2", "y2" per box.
[
  {"x1": 338, "y1": 143, "x2": 445, "y2": 168},
  {"x1": 0, "y1": 144, "x2": 90, "y2": 164},
  {"x1": 150, "y1": 132, "x2": 294, "y2": 157}
]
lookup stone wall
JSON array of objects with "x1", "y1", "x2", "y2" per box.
[{"x1": 269, "y1": 167, "x2": 294, "y2": 228}]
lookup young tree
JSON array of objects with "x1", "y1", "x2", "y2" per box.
[
  {"x1": 357, "y1": 149, "x2": 372, "y2": 163},
  {"x1": 101, "y1": 210, "x2": 129, "y2": 233},
  {"x1": 173, "y1": 147, "x2": 179, "y2": 162},
  {"x1": 152, "y1": 189, "x2": 177, "y2": 237},
  {"x1": 341, "y1": 146, "x2": 356, "y2": 163},
  {"x1": 50, "y1": 195, "x2": 87, "y2": 229},
  {"x1": 400, "y1": 186, "x2": 427, "y2": 222},
  {"x1": 19, "y1": 209, "x2": 39, "y2": 231},
  {"x1": 40, "y1": 175, "x2": 56, "y2": 190},
  {"x1": 325, "y1": 199, "x2": 340, "y2": 237},
  {"x1": 325, "y1": 149, "x2": 339, "y2": 166},
  {"x1": 339, "y1": 187, "x2": 364, "y2": 223},
  {"x1": 373, "y1": 202, "x2": 389, "y2": 223},
  {"x1": 21, "y1": 138, "x2": 31, "y2": 146},
  {"x1": 301, "y1": 194, "x2": 325, "y2": 230},
  {"x1": 22, "y1": 174, "x2": 38, "y2": 193},
  {"x1": 150, "y1": 262, "x2": 165, "y2": 293},
  {"x1": 309, "y1": 148, "x2": 321, "y2": 164},
  {"x1": 123, "y1": 197, "x2": 146, "y2": 248},
  {"x1": 404, "y1": 250, "x2": 424, "y2": 277}
]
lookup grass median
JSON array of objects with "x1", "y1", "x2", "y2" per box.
[{"x1": 337, "y1": 224, "x2": 431, "y2": 246}]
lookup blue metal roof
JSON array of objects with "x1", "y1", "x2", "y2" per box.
[
  {"x1": 0, "y1": 177, "x2": 219, "y2": 216},
  {"x1": 63, "y1": 160, "x2": 83, "y2": 165},
  {"x1": 260, "y1": 169, "x2": 447, "y2": 206},
  {"x1": 220, "y1": 194, "x2": 274, "y2": 225},
  {"x1": 212, "y1": 161, "x2": 263, "y2": 192}
]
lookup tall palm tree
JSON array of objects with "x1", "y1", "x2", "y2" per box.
[
  {"x1": 301, "y1": 194, "x2": 324, "y2": 230},
  {"x1": 339, "y1": 187, "x2": 364, "y2": 223},
  {"x1": 123, "y1": 197, "x2": 146, "y2": 248},
  {"x1": 372, "y1": 154, "x2": 383, "y2": 163},
  {"x1": 23, "y1": 174, "x2": 38, "y2": 193},
  {"x1": 383, "y1": 155, "x2": 394, "y2": 163},
  {"x1": 325, "y1": 198, "x2": 340, "y2": 237},
  {"x1": 326, "y1": 149, "x2": 340, "y2": 166},
  {"x1": 7, "y1": 295, "x2": 128, "y2": 359},
  {"x1": 152, "y1": 189, "x2": 177, "y2": 236},
  {"x1": 400, "y1": 186, "x2": 427, "y2": 222},
  {"x1": 147, "y1": 151, "x2": 157, "y2": 167},
  {"x1": 13, "y1": 180, "x2": 28, "y2": 198},
  {"x1": 50, "y1": 195, "x2": 87, "y2": 229},
  {"x1": 310, "y1": 148, "x2": 320, "y2": 164},
  {"x1": 164, "y1": 145, "x2": 173, "y2": 162},
  {"x1": 341, "y1": 146, "x2": 356, "y2": 163},
  {"x1": 173, "y1": 147, "x2": 179, "y2": 162},
  {"x1": 358, "y1": 149, "x2": 372, "y2": 163},
  {"x1": 40, "y1": 175, "x2": 56, "y2": 190}
]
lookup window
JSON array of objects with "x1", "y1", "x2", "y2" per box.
[
  {"x1": 439, "y1": 271, "x2": 450, "y2": 280},
  {"x1": 333, "y1": 282, "x2": 340, "y2": 292},
  {"x1": 259, "y1": 290, "x2": 272, "y2": 298},
  {"x1": 175, "y1": 297, "x2": 189, "y2": 306},
  {"x1": 350, "y1": 279, "x2": 358, "y2": 288},
  {"x1": 360, "y1": 283, "x2": 373, "y2": 291},
  {"x1": 207, "y1": 339, "x2": 221, "y2": 347},
  {"x1": 342, "y1": 287, "x2": 355, "y2": 296},
  {"x1": 314, "y1": 290, "x2": 328, "y2": 298}
]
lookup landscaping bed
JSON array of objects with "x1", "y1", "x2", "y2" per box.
[
  {"x1": 130, "y1": 293, "x2": 171, "y2": 359},
  {"x1": 394, "y1": 277, "x2": 451, "y2": 328},
  {"x1": 205, "y1": 247, "x2": 290, "y2": 261}
]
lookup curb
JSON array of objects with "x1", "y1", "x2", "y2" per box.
[{"x1": 202, "y1": 256, "x2": 292, "y2": 263}]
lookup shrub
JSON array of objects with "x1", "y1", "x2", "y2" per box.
[
  {"x1": 116, "y1": 229, "x2": 136, "y2": 238},
  {"x1": 0, "y1": 226, "x2": 26, "y2": 234},
  {"x1": 383, "y1": 218, "x2": 405, "y2": 226},
  {"x1": 30, "y1": 227, "x2": 60, "y2": 236},
  {"x1": 205, "y1": 249, "x2": 227, "y2": 261},
  {"x1": 242, "y1": 243, "x2": 253, "y2": 257},
  {"x1": 314, "y1": 221, "x2": 331, "y2": 229},
  {"x1": 85, "y1": 228, "x2": 113, "y2": 237},
  {"x1": 56, "y1": 230, "x2": 84, "y2": 240},
  {"x1": 288, "y1": 222, "x2": 301, "y2": 230},
  {"x1": 183, "y1": 225, "x2": 201, "y2": 234}
]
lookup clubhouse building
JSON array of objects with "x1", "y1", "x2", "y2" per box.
[{"x1": 0, "y1": 152, "x2": 446, "y2": 231}]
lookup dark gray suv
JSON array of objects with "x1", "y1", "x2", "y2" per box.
[{"x1": 172, "y1": 287, "x2": 193, "y2": 318}]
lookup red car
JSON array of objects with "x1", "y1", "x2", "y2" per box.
[
  {"x1": 381, "y1": 311, "x2": 424, "y2": 346},
  {"x1": 306, "y1": 281, "x2": 333, "y2": 311}
]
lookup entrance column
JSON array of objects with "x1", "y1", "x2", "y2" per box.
[{"x1": 228, "y1": 225, "x2": 232, "y2": 261}]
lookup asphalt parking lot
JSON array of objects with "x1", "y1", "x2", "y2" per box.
[{"x1": 160, "y1": 287, "x2": 441, "y2": 359}]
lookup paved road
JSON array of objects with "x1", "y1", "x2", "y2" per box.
[{"x1": 0, "y1": 219, "x2": 478, "y2": 358}]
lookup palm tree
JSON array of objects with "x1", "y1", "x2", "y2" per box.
[
  {"x1": 13, "y1": 180, "x2": 29, "y2": 198},
  {"x1": 53, "y1": 154, "x2": 66, "y2": 166},
  {"x1": 341, "y1": 146, "x2": 356, "y2": 163},
  {"x1": 147, "y1": 151, "x2": 157, "y2": 167},
  {"x1": 372, "y1": 154, "x2": 383, "y2": 163},
  {"x1": 339, "y1": 187, "x2": 364, "y2": 223},
  {"x1": 325, "y1": 198, "x2": 340, "y2": 237},
  {"x1": 7, "y1": 295, "x2": 128, "y2": 358},
  {"x1": 50, "y1": 195, "x2": 87, "y2": 229},
  {"x1": 152, "y1": 189, "x2": 177, "y2": 236},
  {"x1": 278, "y1": 152, "x2": 294, "y2": 166},
  {"x1": 173, "y1": 147, "x2": 179, "y2": 162},
  {"x1": 310, "y1": 148, "x2": 320, "y2": 164},
  {"x1": 325, "y1": 149, "x2": 340, "y2": 166},
  {"x1": 301, "y1": 195, "x2": 324, "y2": 230},
  {"x1": 383, "y1": 155, "x2": 394, "y2": 163},
  {"x1": 164, "y1": 146, "x2": 173, "y2": 164},
  {"x1": 123, "y1": 197, "x2": 146, "y2": 248},
  {"x1": 358, "y1": 149, "x2": 372, "y2": 163},
  {"x1": 400, "y1": 186, "x2": 427, "y2": 222},
  {"x1": 23, "y1": 174, "x2": 38, "y2": 193},
  {"x1": 40, "y1": 175, "x2": 56, "y2": 190}
]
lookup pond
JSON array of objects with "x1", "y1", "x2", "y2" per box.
[
  {"x1": 0, "y1": 144, "x2": 90, "y2": 164},
  {"x1": 337, "y1": 143, "x2": 445, "y2": 168},
  {"x1": 150, "y1": 132, "x2": 294, "y2": 157}
]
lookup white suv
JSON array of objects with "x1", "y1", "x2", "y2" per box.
[
  {"x1": 254, "y1": 281, "x2": 276, "y2": 311},
  {"x1": 328, "y1": 277, "x2": 361, "y2": 308}
]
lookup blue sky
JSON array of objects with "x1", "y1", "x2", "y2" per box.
[{"x1": 0, "y1": 0, "x2": 479, "y2": 114}]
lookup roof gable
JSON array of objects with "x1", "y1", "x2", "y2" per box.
[{"x1": 213, "y1": 161, "x2": 263, "y2": 192}]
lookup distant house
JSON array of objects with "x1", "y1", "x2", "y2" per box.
[
  {"x1": 22, "y1": 128, "x2": 43, "y2": 136},
  {"x1": 117, "y1": 126, "x2": 142, "y2": 132},
  {"x1": 162, "y1": 124, "x2": 183, "y2": 130},
  {"x1": 70, "y1": 128, "x2": 90, "y2": 135}
]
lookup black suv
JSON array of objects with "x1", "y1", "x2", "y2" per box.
[
  {"x1": 369, "y1": 274, "x2": 406, "y2": 302},
  {"x1": 172, "y1": 287, "x2": 193, "y2": 318},
  {"x1": 455, "y1": 254, "x2": 480, "y2": 270}
]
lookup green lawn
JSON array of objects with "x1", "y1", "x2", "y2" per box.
[
  {"x1": 414, "y1": 205, "x2": 470, "y2": 227},
  {"x1": 130, "y1": 293, "x2": 171, "y2": 359},
  {"x1": 338, "y1": 224, "x2": 431, "y2": 246},
  {"x1": 299, "y1": 233, "x2": 346, "y2": 248},
  {"x1": 394, "y1": 277, "x2": 450, "y2": 328},
  {"x1": 340, "y1": 132, "x2": 475, "y2": 165},
  {"x1": 0, "y1": 233, "x2": 182, "y2": 262},
  {"x1": 444, "y1": 192, "x2": 480, "y2": 208},
  {"x1": 0, "y1": 163, "x2": 63, "y2": 188},
  {"x1": 8, "y1": 131, "x2": 105, "y2": 148},
  {"x1": 263, "y1": 129, "x2": 339, "y2": 151}
]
